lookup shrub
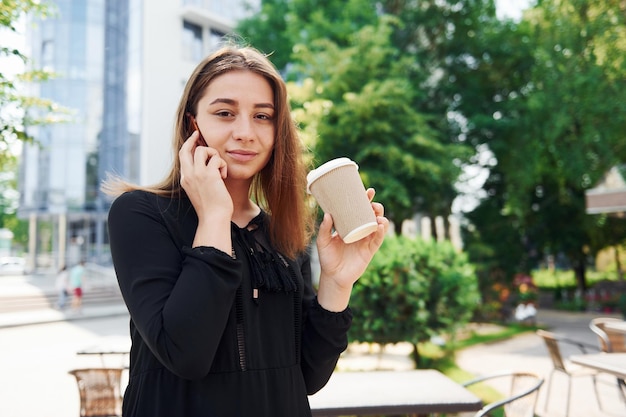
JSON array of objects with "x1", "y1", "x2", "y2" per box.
[{"x1": 348, "y1": 235, "x2": 480, "y2": 367}]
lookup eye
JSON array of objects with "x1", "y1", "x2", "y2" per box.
[
  {"x1": 215, "y1": 110, "x2": 234, "y2": 118},
  {"x1": 255, "y1": 113, "x2": 274, "y2": 121}
]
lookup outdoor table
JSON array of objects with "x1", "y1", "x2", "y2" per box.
[
  {"x1": 308, "y1": 369, "x2": 483, "y2": 416},
  {"x1": 76, "y1": 335, "x2": 130, "y2": 355},
  {"x1": 76, "y1": 335, "x2": 130, "y2": 367},
  {"x1": 570, "y1": 353, "x2": 626, "y2": 379}
]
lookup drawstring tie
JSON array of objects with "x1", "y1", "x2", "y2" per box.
[{"x1": 233, "y1": 221, "x2": 297, "y2": 302}]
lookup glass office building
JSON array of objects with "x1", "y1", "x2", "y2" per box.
[{"x1": 19, "y1": 0, "x2": 255, "y2": 269}]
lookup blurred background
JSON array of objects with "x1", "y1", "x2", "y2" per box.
[
  {"x1": 1, "y1": 1, "x2": 626, "y2": 416},
  {"x1": 1, "y1": 0, "x2": 624, "y2": 310},
  {"x1": 0, "y1": 0, "x2": 626, "y2": 314}
]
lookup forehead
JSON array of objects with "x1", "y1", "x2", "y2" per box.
[{"x1": 203, "y1": 70, "x2": 274, "y2": 102}]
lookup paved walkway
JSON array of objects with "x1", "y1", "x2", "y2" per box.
[
  {"x1": 0, "y1": 303, "x2": 128, "y2": 328},
  {"x1": 458, "y1": 309, "x2": 626, "y2": 417},
  {"x1": 0, "y1": 271, "x2": 126, "y2": 329}
]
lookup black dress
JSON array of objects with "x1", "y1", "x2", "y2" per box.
[{"x1": 108, "y1": 190, "x2": 352, "y2": 417}]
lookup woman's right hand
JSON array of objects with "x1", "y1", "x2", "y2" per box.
[{"x1": 179, "y1": 131, "x2": 234, "y2": 252}]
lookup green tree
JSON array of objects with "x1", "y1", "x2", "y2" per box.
[
  {"x1": 523, "y1": 0, "x2": 626, "y2": 289},
  {"x1": 1, "y1": 0, "x2": 69, "y2": 169},
  {"x1": 295, "y1": 19, "x2": 469, "y2": 232},
  {"x1": 376, "y1": 0, "x2": 504, "y2": 236},
  {"x1": 462, "y1": 0, "x2": 626, "y2": 291},
  {"x1": 1, "y1": 1, "x2": 71, "y2": 249},
  {"x1": 237, "y1": 1, "x2": 493, "y2": 233},
  {"x1": 236, "y1": 0, "x2": 294, "y2": 71},
  {"x1": 237, "y1": 0, "x2": 380, "y2": 74},
  {"x1": 0, "y1": 156, "x2": 27, "y2": 248}
]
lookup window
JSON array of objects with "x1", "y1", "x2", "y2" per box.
[
  {"x1": 41, "y1": 40, "x2": 55, "y2": 71},
  {"x1": 209, "y1": 29, "x2": 226, "y2": 52},
  {"x1": 182, "y1": 20, "x2": 203, "y2": 62}
]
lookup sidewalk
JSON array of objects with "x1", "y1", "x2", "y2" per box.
[
  {"x1": 458, "y1": 310, "x2": 625, "y2": 417},
  {"x1": 0, "y1": 270, "x2": 127, "y2": 328},
  {"x1": 0, "y1": 303, "x2": 129, "y2": 329}
]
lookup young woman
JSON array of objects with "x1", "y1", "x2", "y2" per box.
[{"x1": 104, "y1": 45, "x2": 388, "y2": 417}]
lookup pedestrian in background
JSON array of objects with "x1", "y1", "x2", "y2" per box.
[
  {"x1": 54, "y1": 265, "x2": 69, "y2": 310},
  {"x1": 69, "y1": 260, "x2": 85, "y2": 313},
  {"x1": 104, "y1": 44, "x2": 388, "y2": 416}
]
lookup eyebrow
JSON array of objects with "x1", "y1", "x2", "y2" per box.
[{"x1": 209, "y1": 98, "x2": 275, "y2": 110}]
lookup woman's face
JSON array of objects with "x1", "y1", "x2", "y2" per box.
[{"x1": 194, "y1": 70, "x2": 275, "y2": 182}]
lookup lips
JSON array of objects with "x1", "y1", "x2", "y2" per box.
[{"x1": 227, "y1": 149, "x2": 258, "y2": 162}]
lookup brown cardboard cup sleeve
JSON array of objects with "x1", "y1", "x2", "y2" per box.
[{"x1": 307, "y1": 158, "x2": 378, "y2": 243}]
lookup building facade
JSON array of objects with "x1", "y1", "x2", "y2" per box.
[{"x1": 18, "y1": 0, "x2": 256, "y2": 270}]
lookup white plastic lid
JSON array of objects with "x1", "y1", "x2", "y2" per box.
[{"x1": 306, "y1": 157, "x2": 358, "y2": 194}]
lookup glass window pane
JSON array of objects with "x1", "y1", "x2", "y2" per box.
[{"x1": 182, "y1": 20, "x2": 203, "y2": 62}]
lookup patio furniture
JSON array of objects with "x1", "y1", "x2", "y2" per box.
[
  {"x1": 590, "y1": 317, "x2": 626, "y2": 353},
  {"x1": 589, "y1": 317, "x2": 626, "y2": 402},
  {"x1": 76, "y1": 336, "x2": 130, "y2": 368},
  {"x1": 536, "y1": 329, "x2": 602, "y2": 416},
  {"x1": 68, "y1": 368, "x2": 124, "y2": 417},
  {"x1": 462, "y1": 370, "x2": 544, "y2": 417},
  {"x1": 308, "y1": 369, "x2": 482, "y2": 416}
]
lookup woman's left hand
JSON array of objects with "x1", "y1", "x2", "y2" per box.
[{"x1": 316, "y1": 188, "x2": 389, "y2": 311}]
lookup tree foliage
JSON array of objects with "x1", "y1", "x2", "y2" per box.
[
  {"x1": 348, "y1": 235, "x2": 479, "y2": 367},
  {"x1": 0, "y1": 0, "x2": 70, "y2": 169},
  {"x1": 239, "y1": 0, "x2": 626, "y2": 293},
  {"x1": 294, "y1": 19, "x2": 470, "y2": 230},
  {"x1": 0, "y1": 0, "x2": 70, "y2": 242},
  {"x1": 0, "y1": 156, "x2": 28, "y2": 248},
  {"x1": 462, "y1": 0, "x2": 626, "y2": 290},
  {"x1": 237, "y1": 0, "x2": 491, "y2": 233}
]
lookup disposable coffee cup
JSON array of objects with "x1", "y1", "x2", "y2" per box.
[{"x1": 307, "y1": 157, "x2": 378, "y2": 244}]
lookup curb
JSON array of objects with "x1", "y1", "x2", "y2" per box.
[{"x1": 0, "y1": 303, "x2": 129, "y2": 329}]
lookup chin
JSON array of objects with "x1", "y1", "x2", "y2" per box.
[{"x1": 226, "y1": 169, "x2": 259, "y2": 182}]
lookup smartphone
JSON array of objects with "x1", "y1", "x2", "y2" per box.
[{"x1": 187, "y1": 113, "x2": 208, "y2": 147}]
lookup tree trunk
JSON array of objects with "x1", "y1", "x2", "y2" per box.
[
  {"x1": 430, "y1": 217, "x2": 438, "y2": 241},
  {"x1": 573, "y1": 258, "x2": 587, "y2": 292},
  {"x1": 615, "y1": 246, "x2": 624, "y2": 281},
  {"x1": 410, "y1": 343, "x2": 420, "y2": 369},
  {"x1": 394, "y1": 220, "x2": 403, "y2": 236}
]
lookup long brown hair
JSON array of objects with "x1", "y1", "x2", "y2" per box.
[{"x1": 102, "y1": 45, "x2": 313, "y2": 258}]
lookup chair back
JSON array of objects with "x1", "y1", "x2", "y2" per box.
[
  {"x1": 463, "y1": 371, "x2": 544, "y2": 417},
  {"x1": 590, "y1": 317, "x2": 626, "y2": 353},
  {"x1": 68, "y1": 368, "x2": 123, "y2": 417},
  {"x1": 536, "y1": 330, "x2": 567, "y2": 372}
]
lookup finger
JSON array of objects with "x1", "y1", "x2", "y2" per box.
[
  {"x1": 184, "y1": 130, "x2": 200, "y2": 147},
  {"x1": 206, "y1": 153, "x2": 228, "y2": 179},
  {"x1": 371, "y1": 202, "x2": 384, "y2": 217},
  {"x1": 366, "y1": 188, "x2": 375, "y2": 202},
  {"x1": 317, "y1": 213, "x2": 334, "y2": 244},
  {"x1": 179, "y1": 131, "x2": 200, "y2": 181},
  {"x1": 218, "y1": 159, "x2": 228, "y2": 179},
  {"x1": 179, "y1": 131, "x2": 199, "y2": 161},
  {"x1": 372, "y1": 219, "x2": 388, "y2": 247},
  {"x1": 377, "y1": 215, "x2": 389, "y2": 232}
]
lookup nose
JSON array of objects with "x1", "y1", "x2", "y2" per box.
[{"x1": 232, "y1": 116, "x2": 255, "y2": 141}]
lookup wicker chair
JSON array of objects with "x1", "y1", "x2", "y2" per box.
[
  {"x1": 462, "y1": 371, "x2": 544, "y2": 417},
  {"x1": 68, "y1": 368, "x2": 123, "y2": 417},
  {"x1": 589, "y1": 317, "x2": 626, "y2": 402},
  {"x1": 536, "y1": 329, "x2": 602, "y2": 416},
  {"x1": 589, "y1": 317, "x2": 626, "y2": 353}
]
